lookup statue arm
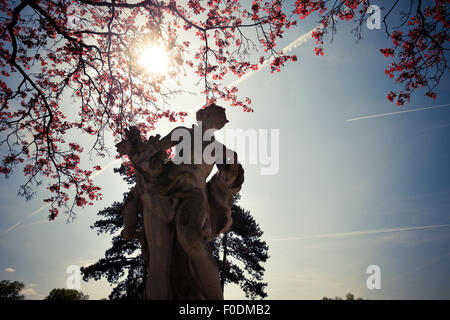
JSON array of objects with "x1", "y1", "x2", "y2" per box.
[
  {"x1": 115, "y1": 125, "x2": 185, "y2": 160},
  {"x1": 215, "y1": 143, "x2": 244, "y2": 194},
  {"x1": 127, "y1": 125, "x2": 188, "y2": 177},
  {"x1": 121, "y1": 188, "x2": 140, "y2": 240},
  {"x1": 152, "y1": 125, "x2": 190, "y2": 151}
]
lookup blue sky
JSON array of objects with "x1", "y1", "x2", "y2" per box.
[{"x1": 1, "y1": 2, "x2": 450, "y2": 299}]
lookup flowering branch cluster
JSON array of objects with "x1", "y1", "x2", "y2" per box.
[{"x1": 0, "y1": 0, "x2": 447, "y2": 219}]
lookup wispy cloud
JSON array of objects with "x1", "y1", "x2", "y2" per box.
[
  {"x1": 72, "y1": 258, "x2": 97, "y2": 268},
  {"x1": 20, "y1": 288, "x2": 37, "y2": 296},
  {"x1": 90, "y1": 158, "x2": 121, "y2": 179},
  {"x1": 346, "y1": 103, "x2": 450, "y2": 122},
  {"x1": 4, "y1": 267, "x2": 16, "y2": 272},
  {"x1": 267, "y1": 224, "x2": 450, "y2": 242},
  {"x1": 398, "y1": 252, "x2": 450, "y2": 279},
  {"x1": 19, "y1": 283, "x2": 42, "y2": 299},
  {"x1": 416, "y1": 122, "x2": 450, "y2": 135}
]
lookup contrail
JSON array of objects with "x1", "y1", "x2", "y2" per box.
[
  {"x1": 228, "y1": 27, "x2": 315, "y2": 88},
  {"x1": 17, "y1": 219, "x2": 50, "y2": 229},
  {"x1": 186, "y1": 27, "x2": 316, "y2": 113},
  {"x1": 27, "y1": 158, "x2": 121, "y2": 218},
  {"x1": 2, "y1": 222, "x2": 21, "y2": 235},
  {"x1": 2, "y1": 158, "x2": 122, "y2": 235},
  {"x1": 90, "y1": 158, "x2": 121, "y2": 179},
  {"x1": 267, "y1": 224, "x2": 450, "y2": 242},
  {"x1": 29, "y1": 204, "x2": 51, "y2": 217},
  {"x1": 346, "y1": 103, "x2": 450, "y2": 122}
]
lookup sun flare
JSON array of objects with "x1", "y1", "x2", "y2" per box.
[{"x1": 138, "y1": 45, "x2": 169, "y2": 75}]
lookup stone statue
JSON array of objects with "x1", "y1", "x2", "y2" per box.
[{"x1": 115, "y1": 104, "x2": 244, "y2": 299}]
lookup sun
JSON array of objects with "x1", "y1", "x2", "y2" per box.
[{"x1": 138, "y1": 45, "x2": 169, "y2": 75}]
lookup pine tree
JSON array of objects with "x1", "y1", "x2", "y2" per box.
[
  {"x1": 211, "y1": 194, "x2": 269, "y2": 299},
  {"x1": 0, "y1": 280, "x2": 25, "y2": 300}
]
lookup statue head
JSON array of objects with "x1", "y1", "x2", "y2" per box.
[{"x1": 196, "y1": 104, "x2": 229, "y2": 131}]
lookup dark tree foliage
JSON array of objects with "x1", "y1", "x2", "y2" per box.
[
  {"x1": 80, "y1": 187, "x2": 147, "y2": 299},
  {"x1": 44, "y1": 288, "x2": 89, "y2": 300},
  {"x1": 0, "y1": 280, "x2": 25, "y2": 300},
  {"x1": 80, "y1": 164, "x2": 147, "y2": 300},
  {"x1": 323, "y1": 292, "x2": 365, "y2": 300},
  {"x1": 211, "y1": 194, "x2": 269, "y2": 299},
  {"x1": 81, "y1": 167, "x2": 268, "y2": 300}
]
